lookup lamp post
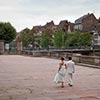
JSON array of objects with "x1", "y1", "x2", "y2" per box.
[
  {"x1": 92, "y1": 30, "x2": 98, "y2": 56},
  {"x1": 91, "y1": 25, "x2": 97, "y2": 56}
]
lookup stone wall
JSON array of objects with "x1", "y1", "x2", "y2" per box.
[
  {"x1": 22, "y1": 50, "x2": 100, "y2": 67},
  {"x1": 0, "y1": 40, "x2": 4, "y2": 54},
  {"x1": 17, "y1": 41, "x2": 23, "y2": 54}
]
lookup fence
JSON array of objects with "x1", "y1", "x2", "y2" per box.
[{"x1": 22, "y1": 50, "x2": 100, "y2": 67}]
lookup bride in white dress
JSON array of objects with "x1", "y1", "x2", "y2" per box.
[{"x1": 54, "y1": 57, "x2": 66, "y2": 87}]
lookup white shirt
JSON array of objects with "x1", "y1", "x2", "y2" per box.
[{"x1": 65, "y1": 60, "x2": 75, "y2": 73}]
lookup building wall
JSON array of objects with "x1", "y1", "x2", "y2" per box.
[
  {"x1": 82, "y1": 14, "x2": 98, "y2": 32},
  {"x1": 96, "y1": 24, "x2": 100, "y2": 35},
  {"x1": 94, "y1": 36, "x2": 100, "y2": 45},
  {"x1": 74, "y1": 24, "x2": 83, "y2": 31}
]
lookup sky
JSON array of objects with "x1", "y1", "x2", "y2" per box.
[{"x1": 0, "y1": 0, "x2": 100, "y2": 32}]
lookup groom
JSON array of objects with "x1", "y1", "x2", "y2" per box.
[{"x1": 65, "y1": 57, "x2": 75, "y2": 86}]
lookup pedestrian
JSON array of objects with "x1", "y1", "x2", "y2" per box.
[
  {"x1": 54, "y1": 57, "x2": 66, "y2": 88},
  {"x1": 65, "y1": 57, "x2": 75, "y2": 86}
]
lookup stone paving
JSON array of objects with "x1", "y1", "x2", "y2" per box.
[{"x1": 0, "y1": 55, "x2": 100, "y2": 100}]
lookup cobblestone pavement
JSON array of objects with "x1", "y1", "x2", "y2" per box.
[{"x1": 0, "y1": 55, "x2": 100, "y2": 100}]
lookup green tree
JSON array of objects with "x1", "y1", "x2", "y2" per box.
[
  {"x1": 64, "y1": 31, "x2": 92, "y2": 47},
  {"x1": 0, "y1": 22, "x2": 16, "y2": 42},
  {"x1": 19, "y1": 28, "x2": 31, "y2": 47},
  {"x1": 65, "y1": 32, "x2": 81, "y2": 46},
  {"x1": 53, "y1": 30, "x2": 65, "y2": 48},
  {"x1": 29, "y1": 29, "x2": 36, "y2": 47},
  {"x1": 40, "y1": 29, "x2": 53, "y2": 48},
  {"x1": 80, "y1": 33, "x2": 92, "y2": 46},
  {"x1": 64, "y1": 32, "x2": 74, "y2": 47}
]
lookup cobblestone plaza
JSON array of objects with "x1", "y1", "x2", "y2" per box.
[{"x1": 0, "y1": 55, "x2": 100, "y2": 100}]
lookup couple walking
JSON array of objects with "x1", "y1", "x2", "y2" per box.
[{"x1": 54, "y1": 57, "x2": 75, "y2": 87}]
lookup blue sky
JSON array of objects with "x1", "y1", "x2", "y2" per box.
[{"x1": 0, "y1": 0, "x2": 100, "y2": 32}]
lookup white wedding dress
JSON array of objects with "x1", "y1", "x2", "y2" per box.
[{"x1": 54, "y1": 65, "x2": 66, "y2": 83}]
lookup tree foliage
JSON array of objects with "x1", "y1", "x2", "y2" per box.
[
  {"x1": 80, "y1": 32, "x2": 92, "y2": 46},
  {"x1": 40, "y1": 29, "x2": 53, "y2": 48},
  {"x1": 53, "y1": 30, "x2": 65, "y2": 48},
  {"x1": 19, "y1": 28, "x2": 31, "y2": 47},
  {"x1": 0, "y1": 22, "x2": 16, "y2": 42},
  {"x1": 65, "y1": 31, "x2": 92, "y2": 47},
  {"x1": 17, "y1": 28, "x2": 92, "y2": 49},
  {"x1": 29, "y1": 29, "x2": 36, "y2": 46}
]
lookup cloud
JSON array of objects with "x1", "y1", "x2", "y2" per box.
[{"x1": 0, "y1": 0, "x2": 100, "y2": 32}]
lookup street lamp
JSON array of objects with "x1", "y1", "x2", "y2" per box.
[{"x1": 92, "y1": 30, "x2": 98, "y2": 55}]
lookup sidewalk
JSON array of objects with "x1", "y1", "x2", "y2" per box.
[{"x1": 0, "y1": 55, "x2": 100, "y2": 100}]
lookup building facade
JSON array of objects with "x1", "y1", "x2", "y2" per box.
[{"x1": 74, "y1": 13, "x2": 98, "y2": 32}]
